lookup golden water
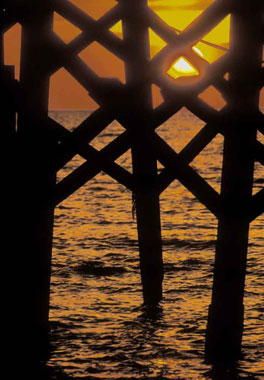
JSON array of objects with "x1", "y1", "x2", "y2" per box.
[{"x1": 47, "y1": 109, "x2": 263, "y2": 379}]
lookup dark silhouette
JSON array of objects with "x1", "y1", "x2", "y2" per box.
[{"x1": 1, "y1": 0, "x2": 263, "y2": 367}]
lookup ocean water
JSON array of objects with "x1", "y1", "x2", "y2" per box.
[{"x1": 46, "y1": 109, "x2": 264, "y2": 379}]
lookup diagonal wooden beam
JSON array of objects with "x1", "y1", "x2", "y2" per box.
[
  {"x1": 147, "y1": 7, "x2": 229, "y2": 53},
  {"x1": 54, "y1": 108, "x2": 116, "y2": 170},
  {"x1": 49, "y1": 116, "x2": 133, "y2": 192},
  {"x1": 10, "y1": 60, "x2": 259, "y2": 213},
  {"x1": 48, "y1": 5, "x2": 123, "y2": 75},
  {"x1": 146, "y1": 4, "x2": 230, "y2": 97},
  {"x1": 65, "y1": 20, "x2": 123, "y2": 67},
  {"x1": 147, "y1": 1, "x2": 230, "y2": 89},
  {"x1": 151, "y1": 131, "x2": 221, "y2": 217},
  {"x1": 50, "y1": 0, "x2": 125, "y2": 60},
  {"x1": 156, "y1": 101, "x2": 223, "y2": 195},
  {"x1": 156, "y1": 102, "x2": 264, "y2": 195},
  {"x1": 46, "y1": 32, "x2": 101, "y2": 89},
  {"x1": 54, "y1": 94, "x2": 226, "y2": 199},
  {"x1": 180, "y1": 0, "x2": 230, "y2": 45},
  {"x1": 54, "y1": 94, "x2": 184, "y2": 175},
  {"x1": 5, "y1": 40, "x2": 240, "y2": 218},
  {"x1": 46, "y1": 32, "x2": 128, "y2": 107},
  {"x1": 53, "y1": 129, "x2": 133, "y2": 205},
  {"x1": 157, "y1": 122, "x2": 221, "y2": 194},
  {"x1": 3, "y1": 63, "x2": 179, "y2": 200},
  {"x1": 52, "y1": 97, "x2": 187, "y2": 206},
  {"x1": 2, "y1": 69, "x2": 133, "y2": 196},
  {"x1": 45, "y1": 5, "x2": 231, "y2": 112}
]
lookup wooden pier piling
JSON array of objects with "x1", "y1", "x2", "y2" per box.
[
  {"x1": 205, "y1": 1, "x2": 263, "y2": 362},
  {"x1": 16, "y1": 1, "x2": 56, "y2": 358},
  {"x1": 2, "y1": 0, "x2": 263, "y2": 365},
  {"x1": 122, "y1": 0, "x2": 163, "y2": 304}
]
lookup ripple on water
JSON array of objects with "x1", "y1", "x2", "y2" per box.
[{"x1": 48, "y1": 110, "x2": 264, "y2": 379}]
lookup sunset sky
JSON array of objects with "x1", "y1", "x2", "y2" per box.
[{"x1": 4, "y1": 0, "x2": 263, "y2": 109}]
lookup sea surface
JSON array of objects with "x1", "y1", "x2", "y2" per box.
[{"x1": 45, "y1": 109, "x2": 264, "y2": 379}]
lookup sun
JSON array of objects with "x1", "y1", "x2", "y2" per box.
[
  {"x1": 166, "y1": 47, "x2": 203, "y2": 80},
  {"x1": 167, "y1": 57, "x2": 199, "y2": 79}
]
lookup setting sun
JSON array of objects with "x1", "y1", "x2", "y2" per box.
[
  {"x1": 167, "y1": 57, "x2": 199, "y2": 79},
  {"x1": 4, "y1": 0, "x2": 264, "y2": 379}
]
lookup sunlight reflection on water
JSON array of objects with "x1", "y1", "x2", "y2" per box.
[{"x1": 48, "y1": 109, "x2": 264, "y2": 379}]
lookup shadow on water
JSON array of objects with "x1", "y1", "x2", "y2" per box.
[
  {"x1": 204, "y1": 362, "x2": 262, "y2": 380},
  {"x1": 137, "y1": 303, "x2": 164, "y2": 323}
]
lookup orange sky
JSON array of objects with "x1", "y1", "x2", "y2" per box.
[{"x1": 4, "y1": 0, "x2": 264, "y2": 109}]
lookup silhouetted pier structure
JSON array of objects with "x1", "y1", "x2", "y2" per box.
[{"x1": 1, "y1": 0, "x2": 263, "y2": 363}]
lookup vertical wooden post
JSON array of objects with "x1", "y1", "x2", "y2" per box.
[
  {"x1": 1, "y1": 4, "x2": 18, "y2": 359},
  {"x1": 17, "y1": 1, "x2": 56, "y2": 359},
  {"x1": 121, "y1": 0, "x2": 163, "y2": 304},
  {"x1": 205, "y1": 1, "x2": 263, "y2": 362}
]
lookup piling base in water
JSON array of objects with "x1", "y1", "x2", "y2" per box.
[{"x1": 205, "y1": 303, "x2": 244, "y2": 363}]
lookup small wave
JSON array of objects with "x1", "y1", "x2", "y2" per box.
[
  {"x1": 164, "y1": 258, "x2": 204, "y2": 273},
  {"x1": 162, "y1": 237, "x2": 215, "y2": 249},
  {"x1": 75, "y1": 261, "x2": 127, "y2": 277}
]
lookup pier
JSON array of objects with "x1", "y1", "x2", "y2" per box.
[{"x1": 1, "y1": 0, "x2": 263, "y2": 364}]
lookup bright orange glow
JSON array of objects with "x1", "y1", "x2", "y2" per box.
[
  {"x1": 3, "y1": 1, "x2": 264, "y2": 108},
  {"x1": 167, "y1": 57, "x2": 199, "y2": 79}
]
